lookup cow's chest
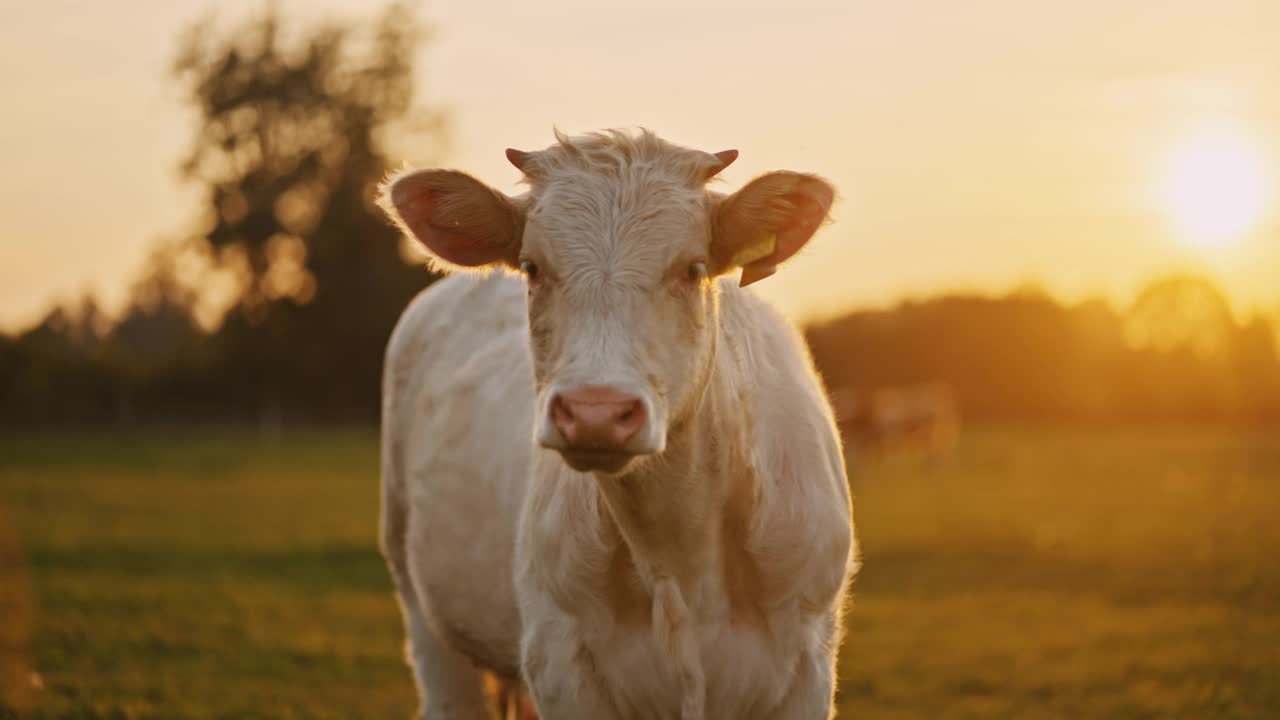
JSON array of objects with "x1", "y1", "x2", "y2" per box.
[{"x1": 574, "y1": 612, "x2": 804, "y2": 719}]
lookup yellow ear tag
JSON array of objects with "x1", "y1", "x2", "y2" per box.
[
  {"x1": 730, "y1": 233, "x2": 776, "y2": 267},
  {"x1": 738, "y1": 263, "x2": 777, "y2": 287},
  {"x1": 732, "y1": 233, "x2": 777, "y2": 287}
]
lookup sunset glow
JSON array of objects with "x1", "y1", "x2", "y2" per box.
[
  {"x1": 3, "y1": 1, "x2": 1280, "y2": 330},
  {"x1": 1160, "y1": 127, "x2": 1270, "y2": 251}
]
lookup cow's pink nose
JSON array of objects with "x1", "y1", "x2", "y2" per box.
[{"x1": 550, "y1": 386, "x2": 646, "y2": 450}]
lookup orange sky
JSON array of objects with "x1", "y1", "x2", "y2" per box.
[{"x1": 2, "y1": 0, "x2": 1277, "y2": 331}]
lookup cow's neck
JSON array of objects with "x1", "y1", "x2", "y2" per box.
[{"x1": 591, "y1": 342, "x2": 751, "y2": 609}]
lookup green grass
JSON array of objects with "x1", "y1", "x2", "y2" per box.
[
  {"x1": 1, "y1": 425, "x2": 1278, "y2": 718},
  {"x1": 0, "y1": 430, "x2": 408, "y2": 719}
]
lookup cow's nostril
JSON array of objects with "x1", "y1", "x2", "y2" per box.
[
  {"x1": 550, "y1": 395, "x2": 578, "y2": 440},
  {"x1": 614, "y1": 401, "x2": 644, "y2": 438},
  {"x1": 551, "y1": 395, "x2": 571, "y2": 424}
]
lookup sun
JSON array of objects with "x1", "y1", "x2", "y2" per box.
[{"x1": 1160, "y1": 127, "x2": 1270, "y2": 250}]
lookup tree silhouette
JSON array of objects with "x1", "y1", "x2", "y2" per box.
[
  {"x1": 1125, "y1": 275, "x2": 1235, "y2": 358},
  {"x1": 172, "y1": 2, "x2": 441, "y2": 422}
]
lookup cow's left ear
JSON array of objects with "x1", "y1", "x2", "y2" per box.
[{"x1": 711, "y1": 172, "x2": 835, "y2": 287}]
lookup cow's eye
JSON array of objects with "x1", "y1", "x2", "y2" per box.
[
  {"x1": 520, "y1": 260, "x2": 540, "y2": 282},
  {"x1": 686, "y1": 262, "x2": 708, "y2": 284}
]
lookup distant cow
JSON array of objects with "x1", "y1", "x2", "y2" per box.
[
  {"x1": 379, "y1": 129, "x2": 857, "y2": 719},
  {"x1": 831, "y1": 383, "x2": 959, "y2": 458}
]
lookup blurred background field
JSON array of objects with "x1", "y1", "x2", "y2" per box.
[{"x1": 2, "y1": 425, "x2": 1278, "y2": 718}]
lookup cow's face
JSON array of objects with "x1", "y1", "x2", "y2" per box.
[
  {"x1": 382, "y1": 130, "x2": 833, "y2": 475},
  {"x1": 516, "y1": 165, "x2": 720, "y2": 473}
]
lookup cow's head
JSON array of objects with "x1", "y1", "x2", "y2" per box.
[{"x1": 381, "y1": 130, "x2": 833, "y2": 475}]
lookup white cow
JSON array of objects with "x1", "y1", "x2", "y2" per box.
[
  {"x1": 831, "y1": 383, "x2": 960, "y2": 459},
  {"x1": 379, "y1": 129, "x2": 858, "y2": 720}
]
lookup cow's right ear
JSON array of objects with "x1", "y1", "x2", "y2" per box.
[{"x1": 379, "y1": 169, "x2": 524, "y2": 271}]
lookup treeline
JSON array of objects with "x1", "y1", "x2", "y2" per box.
[
  {"x1": 807, "y1": 278, "x2": 1280, "y2": 422},
  {"x1": 9, "y1": 264, "x2": 1275, "y2": 426}
]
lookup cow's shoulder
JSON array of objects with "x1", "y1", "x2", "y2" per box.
[
  {"x1": 715, "y1": 280, "x2": 835, "y2": 441},
  {"x1": 385, "y1": 272, "x2": 533, "y2": 470},
  {"x1": 716, "y1": 280, "x2": 855, "y2": 610},
  {"x1": 387, "y1": 273, "x2": 526, "y2": 381}
]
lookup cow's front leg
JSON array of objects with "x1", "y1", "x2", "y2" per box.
[
  {"x1": 769, "y1": 648, "x2": 837, "y2": 720},
  {"x1": 521, "y1": 619, "x2": 618, "y2": 720}
]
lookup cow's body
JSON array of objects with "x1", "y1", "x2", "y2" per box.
[
  {"x1": 382, "y1": 275, "x2": 531, "y2": 689},
  {"x1": 379, "y1": 130, "x2": 857, "y2": 719}
]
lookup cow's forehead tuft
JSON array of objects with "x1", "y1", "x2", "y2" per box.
[{"x1": 519, "y1": 129, "x2": 722, "y2": 189}]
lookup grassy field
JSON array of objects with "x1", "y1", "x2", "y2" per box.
[{"x1": 1, "y1": 425, "x2": 1278, "y2": 718}]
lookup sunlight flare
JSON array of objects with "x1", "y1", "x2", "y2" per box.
[{"x1": 1159, "y1": 127, "x2": 1270, "y2": 250}]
